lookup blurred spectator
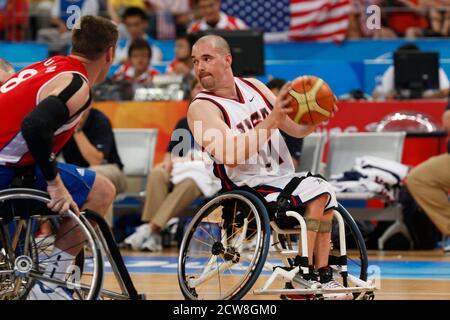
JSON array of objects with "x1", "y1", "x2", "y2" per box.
[
  {"x1": 113, "y1": 38, "x2": 160, "y2": 85},
  {"x1": 0, "y1": 58, "x2": 14, "y2": 85},
  {"x1": 107, "y1": 0, "x2": 146, "y2": 24},
  {"x1": 121, "y1": 79, "x2": 205, "y2": 252},
  {"x1": 187, "y1": 0, "x2": 248, "y2": 33},
  {"x1": 382, "y1": 0, "x2": 429, "y2": 38},
  {"x1": 407, "y1": 4, "x2": 450, "y2": 38},
  {"x1": 147, "y1": 0, "x2": 192, "y2": 39},
  {"x1": 115, "y1": 6, "x2": 163, "y2": 64},
  {"x1": 36, "y1": 0, "x2": 99, "y2": 54},
  {"x1": 0, "y1": 0, "x2": 28, "y2": 41},
  {"x1": 165, "y1": 34, "x2": 194, "y2": 78},
  {"x1": 348, "y1": 0, "x2": 398, "y2": 39},
  {"x1": 372, "y1": 44, "x2": 450, "y2": 100},
  {"x1": 266, "y1": 78, "x2": 303, "y2": 169},
  {"x1": 406, "y1": 104, "x2": 450, "y2": 252},
  {"x1": 427, "y1": 6, "x2": 450, "y2": 37},
  {"x1": 61, "y1": 108, "x2": 127, "y2": 226}
]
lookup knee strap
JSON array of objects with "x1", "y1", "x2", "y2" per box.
[
  {"x1": 305, "y1": 218, "x2": 320, "y2": 232},
  {"x1": 319, "y1": 220, "x2": 332, "y2": 233}
]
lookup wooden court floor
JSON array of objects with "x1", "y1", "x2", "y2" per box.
[{"x1": 102, "y1": 249, "x2": 450, "y2": 300}]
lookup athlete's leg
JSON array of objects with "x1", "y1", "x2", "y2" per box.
[{"x1": 303, "y1": 194, "x2": 329, "y2": 266}]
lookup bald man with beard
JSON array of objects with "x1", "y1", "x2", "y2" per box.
[{"x1": 187, "y1": 35, "x2": 351, "y2": 300}]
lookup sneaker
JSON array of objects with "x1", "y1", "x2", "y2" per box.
[
  {"x1": 27, "y1": 282, "x2": 73, "y2": 300},
  {"x1": 320, "y1": 279, "x2": 353, "y2": 300},
  {"x1": 122, "y1": 224, "x2": 151, "y2": 251},
  {"x1": 140, "y1": 231, "x2": 162, "y2": 252},
  {"x1": 292, "y1": 267, "x2": 322, "y2": 290},
  {"x1": 318, "y1": 266, "x2": 352, "y2": 300},
  {"x1": 444, "y1": 243, "x2": 450, "y2": 253}
]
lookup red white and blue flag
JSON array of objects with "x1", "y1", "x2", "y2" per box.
[{"x1": 221, "y1": 0, "x2": 352, "y2": 42}]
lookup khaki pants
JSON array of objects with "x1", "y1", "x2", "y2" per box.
[
  {"x1": 90, "y1": 164, "x2": 127, "y2": 226},
  {"x1": 406, "y1": 154, "x2": 450, "y2": 235},
  {"x1": 141, "y1": 165, "x2": 202, "y2": 229}
]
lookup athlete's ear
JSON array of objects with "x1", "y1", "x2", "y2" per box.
[
  {"x1": 225, "y1": 53, "x2": 232, "y2": 68},
  {"x1": 106, "y1": 46, "x2": 114, "y2": 63}
]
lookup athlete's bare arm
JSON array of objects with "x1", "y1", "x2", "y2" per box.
[
  {"x1": 187, "y1": 83, "x2": 293, "y2": 167},
  {"x1": 244, "y1": 78, "x2": 321, "y2": 138}
]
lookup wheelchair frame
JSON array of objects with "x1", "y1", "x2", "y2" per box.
[{"x1": 177, "y1": 189, "x2": 377, "y2": 300}]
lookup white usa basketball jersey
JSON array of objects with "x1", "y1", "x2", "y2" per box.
[{"x1": 193, "y1": 77, "x2": 295, "y2": 189}]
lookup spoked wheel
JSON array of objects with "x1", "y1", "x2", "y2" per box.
[
  {"x1": 178, "y1": 190, "x2": 271, "y2": 300},
  {"x1": 0, "y1": 188, "x2": 103, "y2": 300},
  {"x1": 330, "y1": 204, "x2": 369, "y2": 288}
]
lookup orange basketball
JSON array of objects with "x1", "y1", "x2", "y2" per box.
[{"x1": 287, "y1": 75, "x2": 336, "y2": 125}]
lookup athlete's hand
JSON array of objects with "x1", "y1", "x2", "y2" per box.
[
  {"x1": 268, "y1": 82, "x2": 293, "y2": 128},
  {"x1": 159, "y1": 158, "x2": 173, "y2": 173},
  {"x1": 46, "y1": 175, "x2": 80, "y2": 215}
]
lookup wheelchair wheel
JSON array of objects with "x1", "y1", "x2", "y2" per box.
[
  {"x1": 0, "y1": 188, "x2": 103, "y2": 300},
  {"x1": 178, "y1": 190, "x2": 271, "y2": 300},
  {"x1": 331, "y1": 204, "x2": 368, "y2": 281}
]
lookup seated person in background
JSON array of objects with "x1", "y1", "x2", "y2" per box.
[
  {"x1": 372, "y1": 43, "x2": 450, "y2": 100},
  {"x1": 113, "y1": 38, "x2": 160, "y2": 85},
  {"x1": 187, "y1": 0, "x2": 248, "y2": 33},
  {"x1": 166, "y1": 34, "x2": 194, "y2": 77},
  {"x1": 122, "y1": 79, "x2": 208, "y2": 252},
  {"x1": 406, "y1": 104, "x2": 450, "y2": 252},
  {"x1": 0, "y1": 58, "x2": 14, "y2": 84},
  {"x1": 107, "y1": 0, "x2": 147, "y2": 24},
  {"x1": 267, "y1": 78, "x2": 303, "y2": 169},
  {"x1": 36, "y1": 0, "x2": 99, "y2": 54},
  {"x1": 61, "y1": 108, "x2": 127, "y2": 226},
  {"x1": 115, "y1": 6, "x2": 163, "y2": 64},
  {"x1": 382, "y1": 0, "x2": 429, "y2": 38},
  {"x1": 428, "y1": 5, "x2": 450, "y2": 37}
]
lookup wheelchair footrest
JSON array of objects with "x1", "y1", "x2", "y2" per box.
[{"x1": 254, "y1": 285, "x2": 377, "y2": 296}]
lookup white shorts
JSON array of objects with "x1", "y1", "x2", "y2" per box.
[{"x1": 253, "y1": 172, "x2": 338, "y2": 211}]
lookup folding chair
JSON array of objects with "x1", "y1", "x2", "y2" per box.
[
  {"x1": 113, "y1": 128, "x2": 158, "y2": 213},
  {"x1": 326, "y1": 132, "x2": 413, "y2": 250},
  {"x1": 297, "y1": 132, "x2": 326, "y2": 174}
]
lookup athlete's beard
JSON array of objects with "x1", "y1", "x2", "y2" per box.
[{"x1": 199, "y1": 73, "x2": 215, "y2": 91}]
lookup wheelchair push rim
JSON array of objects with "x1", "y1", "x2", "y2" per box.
[{"x1": 178, "y1": 191, "x2": 271, "y2": 300}]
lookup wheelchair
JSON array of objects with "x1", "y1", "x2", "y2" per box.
[
  {"x1": 0, "y1": 188, "x2": 103, "y2": 300},
  {"x1": 0, "y1": 163, "x2": 146, "y2": 300},
  {"x1": 177, "y1": 185, "x2": 377, "y2": 300}
]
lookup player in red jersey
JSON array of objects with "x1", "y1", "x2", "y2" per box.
[{"x1": 0, "y1": 16, "x2": 118, "y2": 299}]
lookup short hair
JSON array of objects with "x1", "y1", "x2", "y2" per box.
[
  {"x1": 122, "y1": 7, "x2": 148, "y2": 21},
  {"x1": 266, "y1": 78, "x2": 286, "y2": 91},
  {"x1": 396, "y1": 43, "x2": 419, "y2": 53},
  {"x1": 128, "y1": 38, "x2": 152, "y2": 58},
  {"x1": 0, "y1": 58, "x2": 13, "y2": 73},
  {"x1": 177, "y1": 33, "x2": 195, "y2": 48},
  {"x1": 71, "y1": 16, "x2": 118, "y2": 60},
  {"x1": 193, "y1": 35, "x2": 231, "y2": 55}
]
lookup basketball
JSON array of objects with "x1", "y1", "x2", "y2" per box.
[{"x1": 287, "y1": 75, "x2": 336, "y2": 125}]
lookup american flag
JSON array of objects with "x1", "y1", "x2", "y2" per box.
[{"x1": 221, "y1": 0, "x2": 352, "y2": 42}]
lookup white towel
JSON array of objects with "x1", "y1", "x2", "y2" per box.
[{"x1": 171, "y1": 160, "x2": 221, "y2": 197}]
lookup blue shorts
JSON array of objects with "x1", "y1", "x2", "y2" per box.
[{"x1": 0, "y1": 162, "x2": 96, "y2": 208}]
